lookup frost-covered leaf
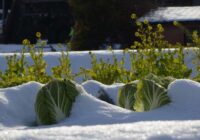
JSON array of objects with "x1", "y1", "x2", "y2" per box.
[
  {"x1": 35, "y1": 79, "x2": 79, "y2": 125},
  {"x1": 134, "y1": 79, "x2": 170, "y2": 112},
  {"x1": 118, "y1": 81, "x2": 138, "y2": 110}
]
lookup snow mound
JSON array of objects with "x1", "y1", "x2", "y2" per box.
[
  {"x1": 82, "y1": 80, "x2": 124, "y2": 104},
  {"x1": 0, "y1": 82, "x2": 43, "y2": 127},
  {"x1": 1, "y1": 79, "x2": 200, "y2": 139},
  {"x1": 168, "y1": 79, "x2": 200, "y2": 116}
]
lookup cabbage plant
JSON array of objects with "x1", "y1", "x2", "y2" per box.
[
  {"x1": 134, "y1": 79, "x2": 170, "y2": 112},
  {"x1": 35, "y1": 79, "x2": 79, "y2": 125},
  {"x1": 145, "y1": 73, "x2": 175, "y2": 89},
  {"x1": 118, "y1": 81, "x2": 138, "y2": 110}
]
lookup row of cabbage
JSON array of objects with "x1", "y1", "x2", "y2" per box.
[{"x1": 35, "y1": 73, "x2": 174, "y2": 126}]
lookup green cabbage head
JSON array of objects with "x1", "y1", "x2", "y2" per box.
[
  {"x1": 117, "y1": 81, "x2": 138, "y2": 110},
  {"x1": 35, "y1": 79, "x2": 79, "y2": 125},
  {"x1": 134, "y1": 79, "x2": 171, "y2": 112}
]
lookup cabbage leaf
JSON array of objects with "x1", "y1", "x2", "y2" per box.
[
  {"x1": 134, "y1": 79, "x2": 170, "y2": 112},
  {"x1": 145, "y1": 73, "x2": 175, "y2": 89},
  {"x1": 35, "y1": 79, "x2": 79, "y2": 125},
  {"x1": 118, "y1": 81, "x2": 138, "y2": 110}
]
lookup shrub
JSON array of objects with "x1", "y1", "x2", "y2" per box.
[
  {"x1": 77, "y1": 21, "x2": 192, "y2": 85},
  {"x1": 26, "y1": 34, "x2": 51, "y2": 83},
  {"x1": 79, "y1": 50, "x2": 128, "y2": 85},
  {"x1": 0, "y1": 34, "x2": 52, "y2": 88},
  {"x1": 52, "y1": 46, "x2": 74, "y2": 80},
  {"x1": 0, "y1": 45, "x2": 30, "y2": 88},
  {"x1": 128, "y1": 21, "x2": 192, "y2": 80}
]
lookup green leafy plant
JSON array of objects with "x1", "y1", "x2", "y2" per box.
[
  {"x1": 26, "y1": 34, "x2": 51, "y2": 83},
  {"x1": 0, "y1": 33, "x2": 52, "y2": 88},
  {"x1": 128, "y1": 20, "x2": 192, "y2": 80},
  {"x1": 0, "y1": 19, "x2": 198, "y2": 88},
  {"x1": 0, "y1": 45, "x2": 30, "y2": 87},
  {"x1": 117, "y1": 74, "x2": 174, "y2": 111},
  {"x1": 134, "y1": 79, "x2": 171, "y2": 112},
  {"x1": 79, "y1": 50, "x2": 128, "y2": 85},
  {"x1": 191, "y1": 31, "x2": 200, "y2": 82},
  {"x1": 35, "y1": 79, "x2": 79, "y2": 125},
  {"x1": 117, "y1": 81, "x2": 138, "y2": 110},
  {"x1": 52, "y1": 46, "x2": 74, "y2": 80},
  {"x1": 145, "y1": 73, "x2": 176, "y2": 89}
]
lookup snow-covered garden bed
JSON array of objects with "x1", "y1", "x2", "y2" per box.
[
  {"x1": 0, "y1": 50, "x2": 200, "y2": 139},
  {"x1": 1, "y1": 79, "x2": 200, "y2": 139}
]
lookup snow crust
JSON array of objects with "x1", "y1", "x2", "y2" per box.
[
  {"x1": 1, "y1": 79, "x2": 200, "y2": 139},
  {"x1": 139, "y1": 6, "x2": 200, "y2": 23}
]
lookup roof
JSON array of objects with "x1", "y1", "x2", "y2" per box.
[
  {"x1": 139, "y1": 6, "x2": 200, "y2": 23},
  {"x1": 23, "y1": 0, "x2": 65, "y2": 3}
]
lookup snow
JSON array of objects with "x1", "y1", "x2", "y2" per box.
[
  {"x1": 0, "y1": 49, "x2": 200, "y2": 139},
  {"x1": 0, "y1": 82, "x2": 43, "y2": 127},
  {"x1": 168, "y1": 79, "x2": 200, "y2": 115},
  {"x1": 1, "y1": 79, "x2": 200, "y2": 139},
  {"x1": 1, "y1": 121, "x2": 200, "y2": 140},
  {"x1": 82, "y1": 80, "x2": 124, "y2": 104},
  {"x1": 139, "y1": 6, "x2": 200, "y2": 23}
]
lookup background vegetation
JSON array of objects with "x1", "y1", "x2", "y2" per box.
[
  {"x1": 68, "y1": 0, "x2": 155, "y2": 50},
  {"x1": 0, "y1": 20, "x2": 199, "y2": 88}
]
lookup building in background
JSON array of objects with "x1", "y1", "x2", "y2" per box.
[
  {"x1": 0, "y1": 0, "x2": 73, "y2": 44},
  {"x1": 0, "y1": 0, "x2": 199, "y2": 45},
  {"x1": 155, "y1": 0, "x2": 200, "y2": 6},
  {"x1": 140, "y1": 6, "x2": 200, "y2": 45}
]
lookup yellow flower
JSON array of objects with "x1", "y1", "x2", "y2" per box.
[
  {"x1": 157, "y1": 24, "x2": 164, "y2": 32},
  {"x1": 131, "y1": 13, "x2": 137, "y2": 19},
  {"x1": 134, "y1": 41, "x2": 140, "y2": 47},
  {"x1": 135, "y1": 32, "x2": 140, "y2": 37},
  {"x1": 143, "y1": 19, "x2": 149, "y2": 24},
  {"x1": 22, "y1": 39, "x2": 30, "y2": 45},
  {"x1": 157, "y1": 24, "x2": 162, "y2": 29},
  {"x1": 136, "y1": 21, "x2": 142, "y2": 26},
  {"x1": 36, "y1": 32, "x2": 41, "y2": 38},
  {"x1": 148, "y1": 25, "x2": 153, "y2": 31},
  {"x1": 173, "y1": 21, "x2": 179, "y2": 26}
]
